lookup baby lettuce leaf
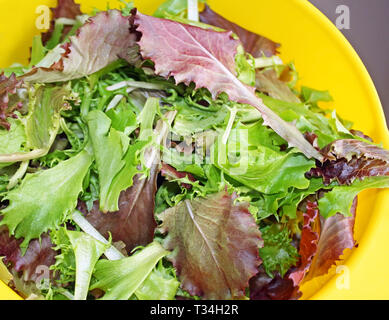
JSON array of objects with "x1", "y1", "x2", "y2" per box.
[
  {"x1": 212, "y1": 125, "x2": 315, "y2": 194},
  {"x1": 319, "y1": 176, "x2": 389, "y2": 218},
  {"x1": 304, "y1": 197, "x2": 357, "y2": 281},
  {"x1": 66, "y1": 230, "x2": 108, "y2": 300},
  {"x1": 0, "y1": 85, "x2": 71, "y2": 164},
  {"x1": 258, "y1": 224, "x2": 299, "y2": 278},
  {"x1": 161, "y1": 163, "x2": 197, "y2": 189},
  {"x1": 132, "y1": 12, "x2": 323, "y2": 161},
  {"x1": 90, "y1": 241, "x2": 168, "y2": 300},
  {"x1": 310, "y1": 139, "x2": 389, "y2": 185},
  {"x1": 158, "y1": 190, "x2": 262, "y2": 299},
  {"x1": 259, "y1": 93, "x2": 348, "y2": 148},
  {"x1": 0, "y1": 226, "x2": 56, "y2": 282},
  {"x1": 0, "y1": 118, "x2": 26, "y2": 169},
  {"x1": 0, "y1": 150, "x2": 92, "y2": 251},
  {"x1": 134, "y1": 261, "x2": 180, "y2": 300},
  {"x1": 307, "y1": 139, "x2": 389, "y2": 217},
  {"x1": 81, "y1": 169, "x2": 158, "y2": 254},
  {"x1": 289, "y1": 201, "x2": 320, "y2": 286},
  {"x1": 25, "y1": 85, "x2": 70, "y2": 153},
  {"x1": 0, "y1": 73, "x2": 23, "y2": 130},
  {"x1": 199, "y1": 5, "x2": 279, "y2": 57},
  {"x1": 24, "y1": 10, "x2": 136, "y2": 83},
  {"x1": 87, "y1": 110, "x2": 131, "y2": 213},
  {"x1": 80, "y1": 113, "x2": 175, "y2": 253}
]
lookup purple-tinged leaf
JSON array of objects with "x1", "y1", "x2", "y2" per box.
[
  {"x1": 24, "y1": 10, "x2": 136, "y2": 83},
  {"x1": 199, "y1": 5, "x2": 279, "y2": 57},
  {"x1": 0, "y1": 73, "x2": 23, "y2": 130},
  {"x1": 289, "y1": 201, "x2": 320, "y2": 286},
  {"x1": 158, "y1": 191, "x2": 262, "y2": 299},
  {"x1": 249, "y1": 267, "x2": 301, "y2": 300},
  {"x1": 0, "y1": 226, "x2": 56, "y2": 282},
  {"x1": 132, "y1": 12, "x2": 322, "y2": 161},
  {"x1": 308, "y1": 139, "x2": 389, "y2": 185},
  {"x1": 304, "y1": 197, "x2": 357, "y2": 281}
]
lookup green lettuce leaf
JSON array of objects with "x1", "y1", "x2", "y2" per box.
[
  {"x1": 0, "y1": 150, "x2": 92, "y2": 251},
  {"x1": 106, "y1": 99, "x2": 137, "y2": 135},
  {"x1": 0, "y1": 85, "x2": 71, "y2": 164},
  {"x1": 212, "y1": 125, "x2": 315, "y2": 194},
  {"x1": 259, "y1": 224, "x2": 299, "y2": 278},
  {"x1": 91, "y1": 241, "x2": 168, "y2": 300},
  {"x1": 318, "y1": 176, "x2": 389, "y2": 218},
  {"x1": 134, "y1": 261, "x2": 180, "y2": 300},
  {"x1": 87, "y1": 110, "x2": 131, "y2": 213},
  {"x1": 66, "y1": 230, "x2": 108, "y2": 300},
  {"x1": 259, "y1": 93, "x2": 350, "y2": 148},
  {"x1": 0, "y1": 118, "x2": 26, "y2": 169}
]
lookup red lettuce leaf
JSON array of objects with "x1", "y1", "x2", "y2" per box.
[
  {"x1": 41, "y1": 0, "x2": 83, "y2": 45},
  {"x1": 78, "y1": 169, "x2": 158, "y2": 253},
  {"x1": 77, "y1": 114, "x2": 175, "y2": 253},
  {"x1": 0, "y1": 226, "x2": 56, "y2": 282},
  {"x1": 304, "y1": 197, "x2": 357, "y2": 281},
  {"x1": 0, "y1": 73, "x2": 23, "y2": 130},
  {"x1": 249, "y1": 267, "x2": 301, "y2": 300},
  {"x1": 158, "y1": 190, "x2": 262, "y2": 300},
  {"x1": 289, "y1": 201, "x2": 320, "y2": 286},
  {"x1": 24, "y1": 10, "x2": 136, "y2": 83},
  {"x1": 132, "y1": 11, "x2": 322, "y2": 161},
  {"x1": 307, "y1": 139, "x2": 389, "y2": 185},
  {"x1": 199, "y1": 5, "x2": 279, "y2": 57},
  {"x1": 161, "y1": 162, "x2": 196, "y2": 189}
]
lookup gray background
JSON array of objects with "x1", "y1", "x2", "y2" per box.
[{"x1": 309, "y1": 0, "x2": 389, "y2": 125}]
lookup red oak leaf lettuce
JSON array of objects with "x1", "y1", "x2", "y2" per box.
[
  {"x1": 24, "y1": 10, "x2": 136, "y2": 83},
  {"x1": 289, "y1": 201, "x2": 320, "y2": 286},
  {"x1": 161, "y1": 162, "x2": 196, "y2": 189},
  {"x1": 308, "y1": 139, "x2": 389, "y2": 185},
  {"x1": 78, "y1": 169, "x2": 158, "y2": 254},
  {"x1": 249, "y1": 267, "x2": 301, "y2": 300},
  {"x1": 304, "y1": 197, "x2": 357, "y2": 281},
  {"x1": 199, "y1": 5, "x2": 279, "y2": 57},
  {"x1": 158, "y1": 191, "x2": 262, "y2": 300},
  {"x1": 132, "y1": 11, "x2": 323, "y2": 161},
  {"x1": 0, "y1": 73, "x2": 23, "y2": 130},
  {"x1": 0, "y1": 226, "x2": 56, "y2": 282}
]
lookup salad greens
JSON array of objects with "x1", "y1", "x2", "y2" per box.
[{"x1": 0, "y1": 0, "x2": 388, "y2": 300}]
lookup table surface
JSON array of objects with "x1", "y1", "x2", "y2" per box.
[{"x1": 309, "y1": 0, "x2": 389, "y2": 126}]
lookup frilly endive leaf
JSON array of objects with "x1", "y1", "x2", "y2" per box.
[{"x1": 0, "y1": 150, "x2": 92, "y2": 252}]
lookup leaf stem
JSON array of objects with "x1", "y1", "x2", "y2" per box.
[
  {"x1": 7, "y1": 160, "x2": 29, "y2": 189},
  {"x1": 71, "y1": 210, "x2": 124, "y2": 261}
]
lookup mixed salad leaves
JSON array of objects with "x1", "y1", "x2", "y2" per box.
[{"x1": 0, "y1": 0, "x2": 388, "y2": 300}]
